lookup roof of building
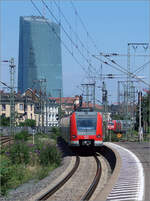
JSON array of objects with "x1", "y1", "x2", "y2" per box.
[
  {"x1": 49, "y1": 97, "x2": 75, "y2": 104},
  {"x1": 49, "y1": 97, "x2": 102, "y2": 110}
]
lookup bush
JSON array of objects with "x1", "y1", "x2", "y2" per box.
[
  {"x1": 51, "y1": 127, "x2": 60, "y2": 141},
  {"x1": 0, "y1": 138, "x2": 62, "y2": 195},
  {"x1": 51, "y1": 127, "x2": 58, "y2": 134},
  {"x1": 19, "y1": 119, "x2": 36, "y2": 127},
  {"x1": 104, "y1": 131, "x2": 119, "y2": 142},
  {"x1": 8, "y1": 141, "x2": 30, "y2": 164},
  {"x1": 7, "y1": 165, "x2": 26, "y2": 188},
  {"x1": 15, "y1": 130, "x2": 28, "y2": 141},
  {"x1": 37, "y1": 143, "x2": 61, "y2": 166},
  {"x1": 0, "y1": 156, "x2": 12, "y2": 195},
  {"x1": 36, "y1": 167, "x2": 49, "y2": 180},
  {"x1": 0, "y1": 116, "x2": 10, "y2": 126},
  {"x1": 0, "y1": 155, "x2": 31, "y2": 195}
]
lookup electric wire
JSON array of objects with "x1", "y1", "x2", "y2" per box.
[
  {"x1": 133, "y1": 60, "x2": 150, "y2": 74},
  {"x1": 92, "y1": 55, "x2": 150, "y2": 88},
  {"x1": 53, "y1": 0, "x2": 96, "y2": 76},
  {"x1": 70, "y1": 0, "x2": 100, "y2": 54},
  {"x1": 30, "y1": 0, "x2": 89, "y2": 75},
  {"x1": 103, "y1": 53, "x2": 150, "y2": 76},
  {"x1": 53, "y1": 0, "x2": 93, "y2": 62},
  {"x1": 69, "y1": 0, "x2": 102, "y2": 82},
  {"x1": 42, "y1": 0, "x2": 98, "y2": 85},
  {"x1": 104, "y1": 55, "x2": 150, "y2": 86},
  {"x1": 41, "y1": 0, "x2": 97, "y2": 75},
  {"x1": 0, "y1": 81, "x2": 11, "y2": 89}
]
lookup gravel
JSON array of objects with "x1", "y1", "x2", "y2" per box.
[{"x1": 48, "y1": 156, "x2": 97, "y2": 201}]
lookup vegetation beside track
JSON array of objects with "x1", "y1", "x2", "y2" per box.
[{"x1": 0, "y1": 128, "x2": 61, "y2": 196}]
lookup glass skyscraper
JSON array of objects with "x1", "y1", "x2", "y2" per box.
[{"x1": 18, "y1": 16, "x2": 63, "y2": 97}]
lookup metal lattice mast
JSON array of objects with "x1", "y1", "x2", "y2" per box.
[
  {"x1": 40, "y1": 78, "x2": 46, "y2": 133},
  {"x1": 9, "y1": 58, "x2": 16, "y2": 136},
  {"x1": 33, "y1": 78, "x2": 47, "y2": 133},
  {"x1": 81, "y1": 83, "x2": 95, "y2": 109},
  {"x1": 127, "y1": 43, "x2": 149, "y2": 107},
  {"x1": 127, "y1": 44, "x2": 130, "y2": 119},
  {"x1": 102, "y1": 81, "x2": 108, "y2": 113}
]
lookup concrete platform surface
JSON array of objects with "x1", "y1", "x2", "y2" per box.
[{"x1": 115, "y1": 142, "x2": 150, "y2": 201}]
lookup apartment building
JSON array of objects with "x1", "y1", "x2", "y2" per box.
[{"x1": 0, "y1": 89, "x2": 38, "y2": 125}]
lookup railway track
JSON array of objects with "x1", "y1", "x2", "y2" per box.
[
  {"x1": 0, "y1": 136, "x2": 13, "y2": 147},
  {"x1": 36, "y1": 150, "x2": 102, "y2": 201},
  {"x1": 38, "y1": 155, "x2": 80, "y2": 200},
  {"x1": 80, "y1": 154, "x2": 102, "y2": 201},
  {"x1": 28, "y1": 145, "x2": 116, "y2": 201}
]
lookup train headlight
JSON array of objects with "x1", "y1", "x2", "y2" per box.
[
  {"x1": 72, "y1": 135, "x2": 77, "y2": 139},
  {"x1": 97, "y1": 135, "x2": 100, "y2": 138}
]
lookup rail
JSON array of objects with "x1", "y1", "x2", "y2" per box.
[
  {"x1": 80, "y1": 154, "x2": 102, "y2": 201},
  {"x1": 37, "y1": 155, "x2": 80, "y2": 200},
  {"x1": 0, "y1": 136, "x2": 13, "y2": 147}
]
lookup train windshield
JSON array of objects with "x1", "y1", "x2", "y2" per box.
[{"x1": 76, "y1": 118, "x2": 97, "y2": 131}]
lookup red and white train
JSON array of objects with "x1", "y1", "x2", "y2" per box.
[
  {"x1": 107, "y1": 120, "x2": 132, "y2": 133},
  {"x1": 60, "y1": 109, "x2": 103, "y2": 147}
]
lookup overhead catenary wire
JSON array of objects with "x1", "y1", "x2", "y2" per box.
[
  {"x1": 133, "y1": 60, "x2": 150, "y2": 74},
  {"x1": 69, "y1": 0, "x2": 102, "y2": 80},
  {"x1": 72, "y1": 0, "x2": 150, "y2": 85},
  {"x1": 53, "y1": 1, "x2": 91, "y2": 59},
  {"x1": 70, "y1": 0, "x2": 100, "y2": 54},
  {"x1": 53, "y1": 0, "x2": 98, "y2": 79},
  {"x1": 99, "y1": 53, "x2": 150, "y2": 75},
  {"x1": 92, "y1": 55, "x2": 150, "y2": 88},
  {"x1": 31, "y1": 0, "x2": 150, "y2": 105},
  {"x1": 41, "y1": 0, "x2": 97, "y2": 75},
  {"x1": 103, "y1": 54, "x2": 150, "y2": 86},
  {"x1": 53, "y1": 0, "x2": 93, "y2": 72},
  {"x1": 0, "y1": 80, "x2": 11, "y2": 89},
  {"x1": 30, "y1": 0, "x2": 89, "y2": 75}
]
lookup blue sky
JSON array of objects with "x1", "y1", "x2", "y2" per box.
[{"x1": 0, "y1": 0, "x2": 149, "y2": 104}]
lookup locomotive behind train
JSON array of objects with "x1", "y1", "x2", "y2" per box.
[{"x1": 60, "y1": 108, "x2": 103, "y2": 147}]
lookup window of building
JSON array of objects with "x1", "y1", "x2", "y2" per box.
[
  {"x1": 2, "y1": 104, "x2": 6, "y2": 111},
  {"x1": 19, "y1": 104, "x2": 24, "y2": 110}
]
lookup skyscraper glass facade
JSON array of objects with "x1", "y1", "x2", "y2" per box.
[{"x1": 18, "y1": 16, "x2": 63, "y2": 97}]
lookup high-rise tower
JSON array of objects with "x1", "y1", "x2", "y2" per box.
[{"x1": 18, "y1": 16, "x2": 63, "y2": 97}]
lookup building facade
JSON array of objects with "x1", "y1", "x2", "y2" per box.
[
  {"x1": 44, "y1": 99, "x2": 59, "y2": 127},
  {"x1": 0, "y1": 89, "x2": 37, "y2": 125},
  {"x1": 18, "y1": 16, "x2": 63, "y2": 97}
]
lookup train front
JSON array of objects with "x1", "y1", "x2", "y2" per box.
[{"x1": 70, "y1": 111, "x2": 103, "y2": 146}]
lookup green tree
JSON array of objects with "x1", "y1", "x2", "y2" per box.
[
  {"x1": 111, "y1": 114, "x2": 124, "y2": 120},
  {"x1": 19, "y1": 119, "x2": 36, "y2": 127},
  {"x1": 0, "y1": 116, "x2": 10, "y2": 126}
]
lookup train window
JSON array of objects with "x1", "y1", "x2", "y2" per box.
[
  {"x1": 76, "y1": 118, "x2": 97, "y2": 130},
  {"x1": 108, "y1": 122, "x2": 114, "y2": 126}
]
